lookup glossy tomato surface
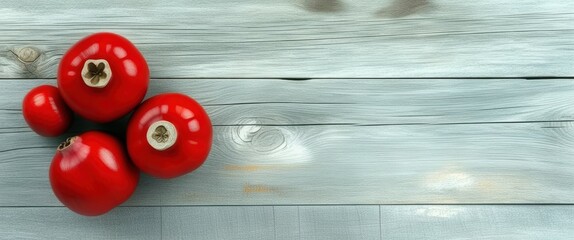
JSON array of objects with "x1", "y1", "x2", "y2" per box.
[
  {"x1": 22, "y1": 85, "x2": 72, "y2": 137},
  {"x1": 127, "y1": 93, "x2": 212, "y2": 179},
  {"x1": 50, "y1": 131, "x2": 139, "y2": 216},
  {"x1": 58, "y1": 32, "x2": 149, "y2": 123}
]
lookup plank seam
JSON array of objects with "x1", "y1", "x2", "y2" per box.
[
  {"x1": 379, "y1": 205, "x2": 383, "y2": 240},
  {"x1": 2, "y1": 77, "x2": 574, "y2": 80},
  {"x1": 212, "y1": 119, "x2": 574, "y2": 127},
  {"x1": 1, "y1": 204, "x2": 574, "y2": 208},
  {"x1": 160, "y1": 206, "x2": 163, "y2": 240}
]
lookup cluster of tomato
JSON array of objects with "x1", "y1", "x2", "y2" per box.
[{"x1": 21, "y1": 33, "x2": 212, "y2": 216}]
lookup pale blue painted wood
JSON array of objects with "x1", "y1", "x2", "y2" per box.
[
  {"x1": 161, "y1": 206, "x2": 275, "y2": 240},
  {"x1": 2, "y1": 79, "x2": 574, "y2": 205},
  {"x1": 272, "y1": 206, "x2": 383, "y2": 240},
  {"x1": 162, "y1": 205, "x2": 381, "y2": 240},
  {"x1": 274, "y1": 206, "x2": 300, "y2": 240},
  {"x1": 1, "y1": 0, "x2": 573, "y2": 238},
  {"x1": 1, "y1": 0, "x2": 573, "y2": 78},
  {"x1": 297, "y1": 206, "x2": 381, "y2": 240},
  {"x1": 2, "y1": 206, "x2": 573, "y2": 239},
  {"x1": 380, "y1": 205, "x2": 574, "y2": 239},
  {"x1": 0, "y1": 207, "x2": 161, "y2": 240}
]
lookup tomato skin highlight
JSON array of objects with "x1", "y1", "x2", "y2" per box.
[
  {"x1": 22, "y1": 85, "x2": 72, "y2": 137},
  {"x1": 49, "y1": 131, "x2": 140, "y2": 216},
  {"x1": 127, "y1": 93, "x2": 212, "y2": 179},
  {"x1": 57, "y1": 32, "x2": 149, "y2": 123}
]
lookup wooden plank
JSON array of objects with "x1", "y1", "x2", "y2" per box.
[
  {"x1": 274, "y1": 206, "x2": 300, "y2": 240},
  {"x1": 2, "y1": 79, "x2": 574, "y2": 205},
  {"x1": 297, "y1": 206, "x2": 380, "y2": 240},
  {"x1": 380, "y1": 205, "x2": 574, "y2": 239},
  {"x1": 2, "y1": 205, "x2": 571, "y2": 239},
  {"x1": 0, "y1": 207, "x2": 161, "y2": 239},
  {"x1": 4, "y1": 78, "x2": 574, "y2": 127},
  {"x1": 1, "y1": 0, "x2": 573, "y2": 78},
  {"x1": 162, "y1": 206, "x2": 380, "y2": 240},
  {"x1": 157, "y1": 123, "x2": 574, "y2": 205},
  {"x1": 170, "y1": 78, "x2": 574, "y2": 125},
  {"x1": 161, "y1": 206, "x2": 275, "y2": 240},
  {"x1": 5, "y1": 123, "x2": 574, "y2": 205}
]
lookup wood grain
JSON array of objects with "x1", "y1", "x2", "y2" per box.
[
  {"x1": 2, "y1": 205, "x2": 571, "y2": 239},
  {"x1": 2, "y1": 79, "x2": 574, "y2": 205},
  {"x1": 161, "y1": 206, "x2": 275, "y2": 240},
  {"x1": 0, "y1": 207, "x2": 161, "y2": 240},
  {"x1": 4, "y1": 78, "x2": 574, "y2": 127},
  {"x1": 380, "y1": 205, "x2": 574, "y2": 239},
  {"x1": 163, "y1": 206, "x2": 380, "y2": 240},
  {"x1": 274, "y1": 206, "x2": 301, "y2": 240},
  {"x1": 297, "y1": 206, "x2": 380, "y2": 240},
  {"x1": 1, "y1": 0, "x2": 573, "y2": 78},
  {"x1": 3, "y1": 0, "x2": 573, "y2": 238}
]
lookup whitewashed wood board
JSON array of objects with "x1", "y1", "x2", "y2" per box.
[
  {"x1": 1, "y1": 205, "x2": 572, "y2": 240},
  {"x1": 380, "y1": 205, "x2": 574, "y2": 239},
  {"x1": 162, "y1": 206, "x2": 276, "y2": 240},
  {"x1": 2, "y1": 0, "x2": 573, "y2": 238},
  {"x1": 4, "y1": 78, "x2": 574, "y2": 127},
  {"x1": 1, "y1": 79, "x2": 574, "y2": 206},
  {"x1": 0, "y1": 207, "x2": 161, "y2": 240},
  {"x1": 161, "y1": 205, "x2": 382, "y2": 240},
  {"x1": 1, "y1": 0, "x2": 573, "y2": 78}
]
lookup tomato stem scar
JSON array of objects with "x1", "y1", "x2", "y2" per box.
[
  {"x1": 146, "y1": 120, "x2": 177, "y2": 151},
  {"x1": 81, "y1": 59, "x2": 112, "y2": 88}
]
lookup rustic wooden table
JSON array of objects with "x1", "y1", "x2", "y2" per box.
[{"x1": 1, "y1": 0, "x2": 574, "y2": 239}]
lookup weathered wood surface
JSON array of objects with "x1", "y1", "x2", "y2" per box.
[
  {"x1": 0, "y1": 207, "x2": 162, "y2": 240},
  {"x1": 162, "y1": 206, "x2": 276, "y2": 240},
  {"x1": 380, "y1": 205, "x2": 574, "y2": 239},
  {"x1": 2, "y1": 206, "x2": 572, "y2": 239},
  {"x1": 2, "y1": 0, "x2": 573, "y2": 238},
  {"x1": 2, "y1": 79, "x2": 574, "y2": 206},
  {"x1": 1, "y1": 0, "x2": 574, "y2": 78},
  {"x1": 162, "y1": 205, "x2": 381, "y2": 240}
]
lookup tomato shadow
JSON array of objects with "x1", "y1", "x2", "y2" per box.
[
  {"x1": 66, "y1": 112, "x2": 166, "y2": 207},
  {"x1": 66, "y1": 112, "x2": 132, "y2": 142}
]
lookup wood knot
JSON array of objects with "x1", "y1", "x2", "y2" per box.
[
  {"x1": 11, "y1": 47, "x2": 41, "y2": 64},
  {"x1": 252, "y1": 129, "x2": 287, "y2": 153},
  {"x1": 222, "y1": 117, "x2": 311, "y2": 165},
  {"x1": 6, "y1": 46, "x2": 47, "y2": 77},
  {"x1": 234, "y1": 118, "x2": 262, "y2": 143},
  {"x1": 232, "y1": 118, "x2": 287, "y2": 153}
]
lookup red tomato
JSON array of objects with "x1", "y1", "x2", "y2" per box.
[
  {"x1": 50, "y1": 131, "x2": 139, "y2": 216},
  {"x1": 22, "y1": 85, "x2": 72, "y2": 137},
  {"x1": 127, "y1": 93, "x2": 212, "y2": 179},
  {"x1": 57, "y1": 32, "x2": 149, "y2": 123}
]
